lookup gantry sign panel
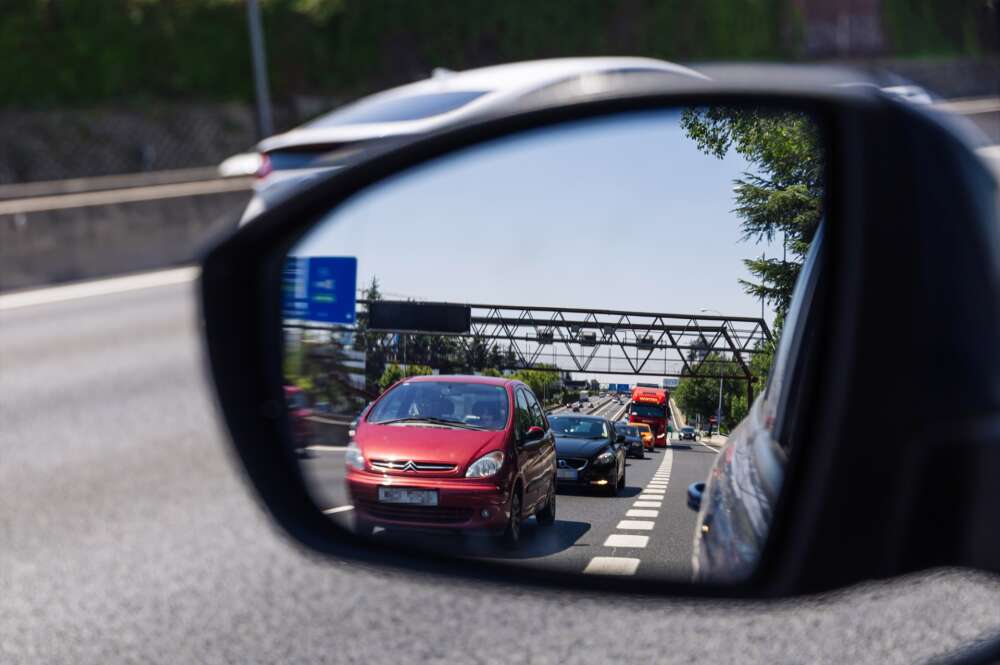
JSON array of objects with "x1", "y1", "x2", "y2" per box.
[{"x1": 360, "y1": 300, "x2": 772, "y2": 382}]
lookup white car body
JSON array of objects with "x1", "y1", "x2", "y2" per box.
[{"x1": 236, "y1": 57, "x2": 707, "y2": 225}]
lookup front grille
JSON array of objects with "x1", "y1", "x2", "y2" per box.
[
  {"x1": 356, "y1": 499, "x2": 473, "y2": 525},
  {"x1": 558, "y1": 457, "x2": 589, "y2": 471},
  {"x1": 370, "y1": 459, "x2": 457, "y2": 473}
]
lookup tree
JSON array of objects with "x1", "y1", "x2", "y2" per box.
[
  {"x1": 377, "y1": 362, "x2": 432, "y2": 392},
  {"x1": 681, "y1": 107, "x2": 824, "y2": 316}
]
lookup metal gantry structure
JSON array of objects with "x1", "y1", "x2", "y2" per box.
[{"x1": 355, "y1": 300, "x2": 773, "y2": 402}]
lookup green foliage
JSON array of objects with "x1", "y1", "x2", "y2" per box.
[
  {"x1": 377, "y1": 362, "x2": 432, "y2": 392},
  {"x1": 681, "y1": 107, "x2": 824, "y2": 316},
  {"x1": 882, "y1": 0, "x2": 992, "y2": 56},
  {"x1": 673, "y1": 352, "x2": 748, "y2": 430},
  {"x1": 509, "y1": 367, "x2": 561, "y2": 403}
]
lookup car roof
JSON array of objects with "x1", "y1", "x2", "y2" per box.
[
  {"x1": 258, "y1": 57, "x2": 706, "y2": 152},
  {"x1": 401, "y1": 374, "x2": 515, "y2": 387}
]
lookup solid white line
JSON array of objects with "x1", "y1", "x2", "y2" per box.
[
  {"x1": 304, "y1": 445, "x2": 348, "y2": 453},
  {"x1": 0, "y1": 266, "x2": 199, "y2": 310},
  {"x1": 604, "y1": 534, "x2": 649, "y2": 548},
  {"x1": 633, "y1": 500, "x2": 662, "y2": 508},
  {"x1": 323, "y1": 505, "x2": 354, "y2": 514},
  {"x1": 583, "y1": 557, "x2": 640, "y2": 576},
  {"x1": 627, "y1": 509, "x2": 659, "y2": 518},
  {"x1": 616, "y1": 520, "x2": 655, "y2": 531}
]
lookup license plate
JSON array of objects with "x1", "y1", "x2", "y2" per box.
[
  {"x1": 557, "y1": 468, "x2": 578, "y2": 481},
  {"x1": 377, "y1": 487, "x2": 438, "y2": 506}
]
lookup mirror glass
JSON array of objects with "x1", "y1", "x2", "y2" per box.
[{"x1": 280, "y1": 105, "x2": 825, "y2": 583}]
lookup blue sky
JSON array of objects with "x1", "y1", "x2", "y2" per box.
[{"x1": 293, "y1": 109, "x2": 790, "y2": 383}]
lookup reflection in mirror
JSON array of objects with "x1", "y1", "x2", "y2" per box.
[{"x1": 280, "y1": 106, "x2": 825, "y2": 583}]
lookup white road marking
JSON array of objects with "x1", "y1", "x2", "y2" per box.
[
  {"x1": 323, "y1": 505, "x2": 354, "y2": 514},
  {"x1": 633, "y1": 500, "x2": 662, "y2": 508},
  {"x1": 616, "y1": 520, "x2": 655, "y2": 531},
  {"x1": 0, "y1": 266, "x2": 199, "y2": 310},
  {"x1": 604, "y1": 534, "x2": 649, "y2": 548},
  {"x1": 304, "y1": 445, "x2": 348, "y2": 453},
  {"x1": 627, "y1": 509, "x2": 659, "y2": 518},
  {"x1": 583, "y1": 557, "x2": 640, "y2": 576},
  {"x1": 646, "y1": 481, "x2": 668, "y2": 487}
]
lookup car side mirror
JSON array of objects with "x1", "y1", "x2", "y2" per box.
[{"x1": 524, "y1": 425, "x2": 545, "y2": 443}]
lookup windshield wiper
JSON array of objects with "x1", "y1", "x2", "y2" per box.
[{"x1": 373, "y1": 416, "x2": 485, "y2": 430}]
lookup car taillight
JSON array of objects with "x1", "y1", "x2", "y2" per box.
[{"x1": 255, "y1": 153, "x2": 272, "y2": 179}]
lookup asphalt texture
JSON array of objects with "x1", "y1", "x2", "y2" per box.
[{"x1": 3, "y1": 277, "x2": 1000, "y2": 664}]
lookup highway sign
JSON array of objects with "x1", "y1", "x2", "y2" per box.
[{"x1": 282, "y1": 256, "x2": 357, "y2": 324}]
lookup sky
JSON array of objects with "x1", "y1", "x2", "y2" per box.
[{"x1": 292, "y1": 108, "x2": 795, "y2": 384}]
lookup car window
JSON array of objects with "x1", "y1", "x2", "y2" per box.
[
  {"x1": 764, "y1": 224, "x2": 825, "y2": 448},
  {"x1": 307, "y1": 91, "x2": 489, "y2": 127},
  {"x1": 515, "y1": 389, "x2": 532, "y2": 438},
  {"x1": 524, "y1": 390, "x2": 547, "y2": 430}
]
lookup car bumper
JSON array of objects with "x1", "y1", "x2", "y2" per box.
[
  {"x1": 346, "y1": 471, "x2": 511, "y2": 532},
  {"x1": 556, "y1": 461, "x2": 617, "y2": 489},
  {"x1": 626, "y1": 442, "x2": 645, "y2": 457}
]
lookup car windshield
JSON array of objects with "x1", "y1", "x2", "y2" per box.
[
  {"x1": 634, "y1": 424, "x2": 651, "y2": 432},
  {"x1": 683, "y1": 426, "x2": 695, "y2": 432},
  {"x1": 631, "y1": 403, "x2": 666, "y2": 418},
  {"x1": 367, "y1": 381, "x2": 509, "y2": 430},
  {"x1": 307, "y1": 91, "x2": 489, "y2": 127},
  {"x1": 549, "y1": 417, "x2": 609, "y2": 438}
]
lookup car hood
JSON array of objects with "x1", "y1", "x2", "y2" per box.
[
  {"x1": 356, "y1": 423, "x2": 506, "y2": 466},
  {"x1": 554, "y1": 436, "x2": 611, "y2": 457}
]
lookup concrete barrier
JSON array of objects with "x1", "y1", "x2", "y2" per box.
[{"x1": 0, "y1": 186, "x2": 251, "y2": 291}]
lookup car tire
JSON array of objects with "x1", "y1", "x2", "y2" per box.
[
  {"x1": 536, "y1": 484, "x2": 556, "y2": 526},
  {"x1": 618, "y1": 463, "x2": 626, "y2": 492},
  {"x1": 501, "y1": 491, "x2": 522, "y2": 547},
  {"x1": 354, "y1": 518, "x2": 375, "y2": 537}
]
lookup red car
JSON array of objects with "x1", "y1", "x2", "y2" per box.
[{"x1": 345, "y1": 375, "x2": 557, "y2": 546}]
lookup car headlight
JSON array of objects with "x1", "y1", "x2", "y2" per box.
[
  {"x1": 594, "y1": 450, "x2": 615, "y2": 465},
  {"x1": 465, "y1": 451, "x2": 504, "y2": 478},
  {"x1": 345, "y1": 443, "x2": 365, "y2": 471}
]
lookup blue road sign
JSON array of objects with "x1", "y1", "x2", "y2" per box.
[{"x1": 283, "y1": 256, "x2": 357, "y2": 324}]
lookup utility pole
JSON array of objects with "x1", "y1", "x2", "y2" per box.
[{"x1": 247, "y1": 0, "x2": 274, "y2": 139}]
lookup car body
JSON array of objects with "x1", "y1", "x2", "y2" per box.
[
  {"x1": 345, "y1": 375, "x2": 557, "y2": 545},
  {"x1": 613, "y1": 422, "x2": 645, "y2": 459},
  {"x1": 548, "y1": 415, "x2": 626, "y2": 495},
  {"x1": 633, "y1": 422, "x2": 654, "y2": 450},
  {"x1": 237, "y1": 57, "x2": 707, "y2": 225},
  {"x1": 283, "y1": 385, "x2": 313, "y2": 454},
  {"x1": 679, "y1": 425, "x2": 699, "y2": 441}
]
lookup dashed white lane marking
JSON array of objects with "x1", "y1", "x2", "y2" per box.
[
  {"x1": 604, "y1": 534, "x2": 649, "y2": 548},
  {"x1": 323, "y1": 505, "x2": 354, "y2": 514},
  {"x1": 0, "y1": 266, "x2": 199, "y2": 310},
  {"x1": 617, "y1": 520, "x2": 655, "y2": 531},
  {"x1": 627, "y1": 509, "x2": 659, "y2": 518},
  {"x1": 583, "y1": 557, "x2": 641, "y2": 575},
  {"x1": 304, "y1": 445, "x2": 348, "y2": 453},
  {"x1": 633, "y1": 500, "x2": 662, "y2": 508}
]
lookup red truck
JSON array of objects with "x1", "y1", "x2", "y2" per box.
[{"x1": 629, "y1": 386, "x2": 670, "y2": 447}]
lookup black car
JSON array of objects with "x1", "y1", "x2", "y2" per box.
[
  {"x1": 613, "y1": 422, "x2": 645, "y2": 459},
  {"x1": 679, "y1": 425, "x2": 699, "y2": 441},
  {"x1": 547, "y1": 415, "x2": 625, "y2": 496}
]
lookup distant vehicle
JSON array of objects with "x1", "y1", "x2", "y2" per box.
[
  {"x1": 579, "y1": 393, "x2": 590, "y2": 403},
  {"x1": 283, "y1": 385, "x2": 313, "y2": 456},
  {"x1": 629, "y1": 386, "x2": 671, "y2": 447},
  {"x1": 680, "y1": 425, "x2": 699, "y2": 441},
  {"x1": 571, "y1": 403, "x2": 581, "y2": 412},
  {"x1": 614, "y1": 422, "x2": 645, "y2": 459},
  {"x1": 236, "y1": 57, "x2": 707, "y2": 225},
  {"x1": 633, "y1": 422, "x2": 654, "y2": 451},
  {"x1": 345, "y1": 375, "x2": 557, "y2": 546},
  {"x1": 547, "y1": 415, "x2": 626, "y2": 496}
]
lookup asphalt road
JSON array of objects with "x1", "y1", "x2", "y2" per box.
[
  {"x1": 300, "y1": 393, "x2": 717, "y2": 579},
  {"x1": 3, "y1": 274, "x2": 1000, "y2": 664}
]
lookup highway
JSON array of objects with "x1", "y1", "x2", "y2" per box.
[
  {"x1": 3, "y1": 272, "x2": 1000, "y2": 664},
  {"x1": 302, "y1": 394, "x2": 720, "y2": 579}
]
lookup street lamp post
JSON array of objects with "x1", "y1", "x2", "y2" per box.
[{"x1": 700, "y1": 308, "x2": 725, "y2": 436}]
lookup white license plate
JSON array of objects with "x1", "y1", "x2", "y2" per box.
[
  {"x1": 377, "y1": 487, "x2": 438, "y2": 506},
  {"x1": 557, "y1": 468, "x2": 578, "y2": 481}
]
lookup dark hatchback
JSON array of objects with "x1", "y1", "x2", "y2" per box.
[
  {"x1": 547, "y1": 415, "x2": 625, "y2": 496},
  {"x1": 613, "y1": 422, "x2": 645, "y2": 459}
]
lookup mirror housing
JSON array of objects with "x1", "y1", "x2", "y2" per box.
[
  {"x1": 200, "y1": 65, "x2": 1000, "y2": 598},
  {"x1": 523, "y1": 426, "x2": 545, "y2": 443}
]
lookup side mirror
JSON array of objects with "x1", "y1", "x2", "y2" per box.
[{"x1": 524, "y1": 425, "x2": 545, "y2": 443}]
